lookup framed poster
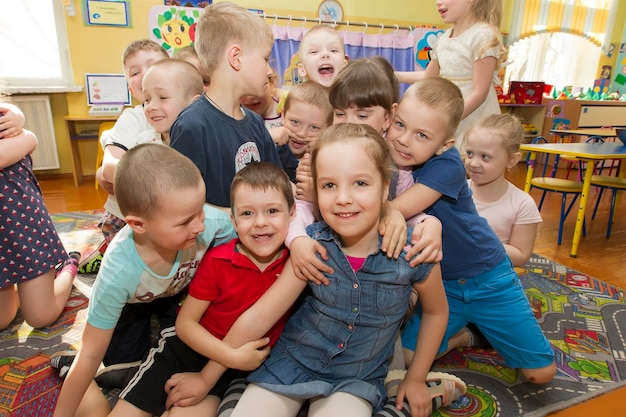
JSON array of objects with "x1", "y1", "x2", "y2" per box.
[
  {"x1": 85, "y1": 73, "x2": 131, "y2": 106},
  {"x1": 85, "y1": 0, "x2": 131, "y2": 27}
]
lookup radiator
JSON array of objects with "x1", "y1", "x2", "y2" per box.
[{"x1": 10, "y1": 95, "x2": 60, "y2": 170}]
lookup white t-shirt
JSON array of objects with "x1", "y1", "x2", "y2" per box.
[
  {"x1": 100, "y1": 105, "x2": 161, "y2": 219},
  {"x1": 468, "y1": 179, "x2": 542, "y2": 244}
]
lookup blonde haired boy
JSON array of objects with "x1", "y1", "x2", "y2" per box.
[{"x1": 170, "y1": 2, "x2": 282, "y2": 210}]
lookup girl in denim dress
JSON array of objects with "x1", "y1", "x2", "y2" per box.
[{"x1": 229, "y1": 124, "x2": 449, "y2": 417}]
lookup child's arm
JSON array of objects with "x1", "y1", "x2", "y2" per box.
[
  {"x1": 462, "y1": 57, "x2": 497, "y2": 119},
  {"x1": 175, "y1": 295, "x2": 271, "y2": 371},
  {"x1": 390, "y1": 183, "x2": 444, "y2": 264},
  {"x1": 0, "y1": 103, "x2": 25, "y2": 139},
  {"x1": 395, "y1": 59, "x2": 440, "y2": 84},
  {"x1": 100, "y1": 145, "x2": 127, "y2": 191},
  {"x1": 506, "y1": 223, "x2": 538, "y2": 266},
  {"x1": 396, "y1": 264, "x2": 448, "y2": 417},
  {"x1": 52, "y1": 324, "x2": 113, "y2": 417},
  {"x1": 166, "y1": 260, "x2": 307, "y2": 409},
  {"x1": 0, "y1": 129, "x2": 37, "y2": 169},
  {"x1": 286, "y1": 199, "x2": 333, "y2": 285}
]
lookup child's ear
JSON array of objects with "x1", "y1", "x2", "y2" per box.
[
  {"x1": 382, "y1": 104, "x2": 398, "y2": 133},
  {"x1": 289, "y1": 204, "x2": 297, "y2": 221},
  {"x1": 228, "y1": 44, "x2": 243, "y2": 71},
  {"x1": 125, "y1": 215, "x2": 147, "y2": 234},
  {"x1": 297, "y1": 62, "x2": 307, "y2": 79},
  {"x1": 508, "y1": 151, "x2": 522, "y2": 169}
]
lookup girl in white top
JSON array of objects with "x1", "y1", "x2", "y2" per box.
[
  {"x1": 396, "y1": 0, "x2": 504, "y2": 152},
  {"x1": 464, "y1": 113, "x2": 542, "y2": 266}
]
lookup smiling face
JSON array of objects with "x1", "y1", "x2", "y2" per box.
[
  {"x1": 464, "y1": 126, "x2": 518, "y2": 186},
  {"x1": 435, "y1": 0, "x2": 473, "y2": 25},
  {"x1": 283, "y1": 99, "x2": 331, "y2": 158},
  {"x1": 142, "y1": 66, "x2": 197, "y2": 135},
  {"x1": 231, "y1": 184, "x2": 294, "y2": 266},
  {"x1": 386, "y1": 94, "x2": 455, "y2": 168},
  {"x1": 298, "y1": 29, "x2": 347, "y2": 87},
  {"x1": 315, "y1": 139, "x2": 389, "y2": 253}
]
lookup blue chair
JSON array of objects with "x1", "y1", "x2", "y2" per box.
[
  {"x1": 528, "y1": 136, "x2": 585, "y2": 245},
  {"x1": 590, "y1": 172, "x2": 626, "y2": 238}
]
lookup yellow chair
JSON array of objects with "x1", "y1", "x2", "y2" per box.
[
  {"x1": 590, "y1": 173, "x2": 626, "y2": 238},
  {"x1": 95, "y1": 122, "x2": 116, "y2": 190},
  {"x1": 528, "y1": 136, "x2": 584, "y2": 245}
]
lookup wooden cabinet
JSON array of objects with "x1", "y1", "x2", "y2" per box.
[
  {"x1": 500, "y1": 104, "x2": 546, "y2": 143},
  {"x1": 540, "y1": 99, "x2": 626, "y2": 141}
]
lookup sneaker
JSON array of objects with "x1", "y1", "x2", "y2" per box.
[
  {"x1": 78, "y1": 240, "x2": 107, "y2": 274},
  {"x1": 50, "y1": 350, "x2": 78, "y2": 378},
  {"x1": 466, "y1": 323, "x2": 493, "y2": 349},
  {"x1": 95, "y1": 361, "x2": 141, "y2": 389}
]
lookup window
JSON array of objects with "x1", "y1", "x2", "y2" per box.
[
  {"x1": 505, "y1": 32, "x2": 601, "y2": 92},
  {"x1": 0, "y1": 0, "x2": 75, "y2": 93}
]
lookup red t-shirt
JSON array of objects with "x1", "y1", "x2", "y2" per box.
[{"x1": 189, "y1": 238, "x2": 290, "y2": 346}]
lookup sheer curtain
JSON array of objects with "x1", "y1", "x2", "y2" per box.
[
  {"x1": 505, "y1": 32, "x2": 601, "y2": 90},
  {"x1": 507, "y1": 0, "x2": 616, "y2": 52}
]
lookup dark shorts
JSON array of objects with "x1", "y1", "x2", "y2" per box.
[
  {"x1": 104, "y1": 292, "x2": 184, "y2": 366},
  {"x1": 120, "y1": 327, "x2": 248, "y2": 416}
]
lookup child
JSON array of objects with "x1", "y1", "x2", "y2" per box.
[
  {"x1": 169, "y1": 2, "x2": 282, "y2": 210},
  {"x1": 388, "y1": 78, "x2": 556, "y2": 384},
  {"x1": 142, "y1": 58, "x2": 203, "y2": 146},
  {"x1": 96, "y1": 39, "x2": 169, "y2": 245},
  {"x1": 0, "y1": 102, "x2": 80, "y2": 330},
  {"x1": 395, "y1": 0, "x2": 504, "y2": 151},
  {"x1": 174, "y1": 45, "x2": 211, "y2": 93},
  {"x1": 51, "y1": 144, "x2": 237, "y2": 417},
  {"x1": 289, "y1": 57, "x2": 443, "y2": 286},
  {"x1": 277, "y1": 81, "x2": 333, "y2": 183},
  {"x1": 297, "y1": 24, "x2": 348, "y2": 88},
  {"x1": 74, "y1": 162, "x2": 296, "y2": 417},
  {"x1": 465, "y1": 113, "x2": 541, "y2": 266},
  {"x1": 227, "y1": 123, "x2": 449, "y2": 417}
]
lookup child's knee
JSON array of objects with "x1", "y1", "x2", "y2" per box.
[{"x1": 521, "y1": 362, "x2": 556, "y2": 384}]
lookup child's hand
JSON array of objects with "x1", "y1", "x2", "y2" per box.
[
  {"x1": 290, "y1": 236, "x2": 333, "y2": 285},
  {"x1": 396, "y1": 379, "x2": 433, "y2": 417},
  {"x1": 295, "y1": 153, "x2": 314, "y2": 202},
  {"x1": 229, "y1": 337, "x2": 271, "y2": 371},
  {"x1": 95, "y1": 166, "x2": 115, "y2": 195},
  {"x1": 270, "y1": 126, "x2": 290, "y2": 146},
  {"x1": 165, "y1": 372, "x2": 211, "y2": 409},
  {"x1": 0, "y1": 105, "x2": 25, "y2": 139},
  {"x1": 405, "y1": 217, "x2": 443, "y2": 267},
  {"x1": 379, "y1": 206, "x2": 408, "y2": 259}
]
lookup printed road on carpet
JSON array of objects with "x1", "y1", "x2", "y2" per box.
[{"x1": 0, "y1": 211, "x2": 625, "y2": 417}]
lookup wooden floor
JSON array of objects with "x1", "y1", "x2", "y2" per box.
[{"x1": 38, "y1": 165, "x2": 625, "y2": 416}]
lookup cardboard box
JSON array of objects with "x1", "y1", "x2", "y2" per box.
[{"x1": 509, "y1": 81, "x2": 545, "y2": 104}]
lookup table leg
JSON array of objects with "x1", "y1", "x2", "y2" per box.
[
  {"x1": 571, "y1": 159, "x2": 594, "y2": 257},
  {"x1": 524, "y1": 152, "x2": 536, "y2": 193}
]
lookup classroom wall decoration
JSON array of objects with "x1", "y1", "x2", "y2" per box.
[
  {"x1": 149, "y1": 6, "x2": 202, "y2": 54},
  {"x1": 148, "y1": 5, "x2": 438, "y2": 94}
]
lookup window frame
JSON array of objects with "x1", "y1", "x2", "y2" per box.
[{"x1": 1, "y1": 0, "x2": 79, "y2": 94}]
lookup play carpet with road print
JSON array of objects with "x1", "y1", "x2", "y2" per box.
[{"x1": 0, "y1": 211, "x2": 624, "y2": 417}]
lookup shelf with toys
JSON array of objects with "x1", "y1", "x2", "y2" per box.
[{"x1": 498, "y1": 81, "x2": 547, "y2": 142}]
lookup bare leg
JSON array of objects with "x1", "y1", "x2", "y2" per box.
[
  {"x1": 108, "y1": 398, "x2": 152, "y2": 417},
  {"x1": 74, "y1": 380, "x2": 111, "y2": 417},
  {"x1": 18, "y1": 266, "x2": 75, "y2": 328},
  {"x1": 0, "y1": 285, "x2": 19, "y2": 330}
]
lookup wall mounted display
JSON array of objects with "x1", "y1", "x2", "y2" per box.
[{"x1": 84, "y1": 0, "x2": 131, "y2": 27}]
